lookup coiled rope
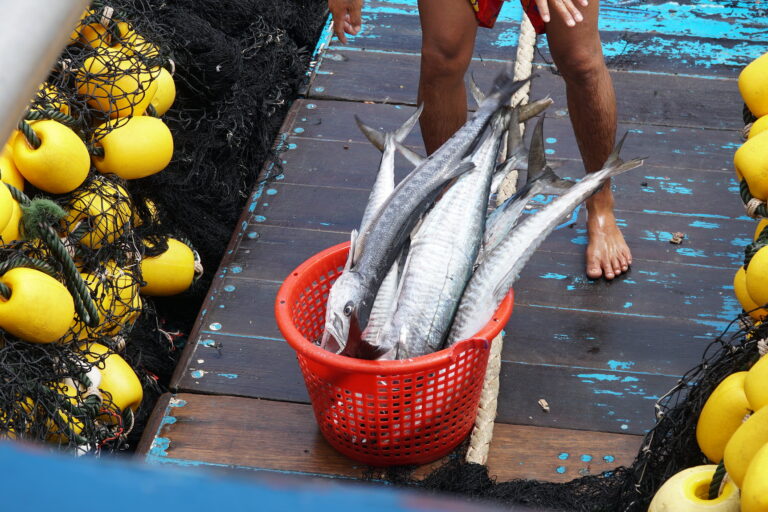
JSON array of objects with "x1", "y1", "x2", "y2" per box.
[{"x1": 466, "y1": 11, "x2": 537, "y2": 465}]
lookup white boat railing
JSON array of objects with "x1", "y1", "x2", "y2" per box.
[{"x1": 0, "y1": 0, "x2": 90, "y2": 145}]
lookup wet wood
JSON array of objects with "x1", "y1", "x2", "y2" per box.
[{"x1": 138, "y1": 392, "x2": 641, "y2": 484}]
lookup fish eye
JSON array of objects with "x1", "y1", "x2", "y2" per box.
[{"x1": 343, "y1": 302, "x2": 354, "y2": 317}]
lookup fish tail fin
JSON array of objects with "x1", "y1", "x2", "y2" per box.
[
  {"x1": 488, "y1": 63, "x2": 533, "y2": 106},
  {"x1": 469, "y1": 72, "x2": 486, "y2": 108},
  {"x1": 355, "y1": 106, "x2": 426, "y2": 166},
  {"x1": 393, "y1": 104, "x2": 424, "y2": 143},
  {"x1": 355, "y1": 115, "x2": 385, "y2": 152}
]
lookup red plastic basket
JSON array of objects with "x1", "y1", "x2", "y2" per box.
[{"x1": 275, "y1": 242, "x2": 514, "y2": 466}]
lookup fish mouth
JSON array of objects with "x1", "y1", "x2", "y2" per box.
[{"x1": 319, "y1": 314, "x2": 346, "y2": 354}]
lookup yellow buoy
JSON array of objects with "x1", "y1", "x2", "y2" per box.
[
  {"x1": 647, "y1": 465, "x2": 740, "y2": 511},
  {"x1": 741, "y1": 442, "x2": 768, "y2": 512},
  {"x1": 34, "y1": 83, "x2": 69, "y2": 115},
  {"x1": 78, "y1": 22, "x2": 110, "y2": 49},
  {"x1": 113, "y1": 22, "x2": 160, "y2": 59},
  {"x1": 11, "y1": 120, "x2": 90, "y2": 194},
  {"x1": 735, "y1": 131, "x2": 768, "y2": 201},
  {"x1": 740, "y1": 52, "x2": 768, "y2": 118},
  {"x1": 745, "y1": 355, "x2": 768, "y2": 412},
  {"x1": 0, "y1": 199, "x2": 22, "y2": 244},
  {"x1": 140, "y1": 238, "x2": 196, "y2": 296},
  {"x1": 132, "y1": 198, "x2": 159, "y2": 227},
  {"x1": 76, "y1": 47, "x2": 158, "y2": 118},
  {"x1": 0, "y1": 268, "x2": 75, "y2": 343},
  {"x1": 66, "y1": 262, "x2": 140, "y2": 342},
  {"x1": 64, "y1": 178, "x2": 133, "y2": 249},
  {"x1": 68, "y1": 9, "x2": 93, "y2": 44},
  {"x1": 723, "y1": 406, "x2": 768, "y2": 488},
  {"x1": 755, "y1": 218, "x2": 768, "y2": 241},
  {"x1": 734, "y1": 266, "x2": 768, "y2": 321},
  {"x1": 81, "y1": 342, "x2": 143, "y2": 414},
  {"x1": 745, "y1": 246, "x2": 768, "y2": 308},
  {"x1": 93, "y1": 116, "x2": 173, "y2": 179},
  {"x1": 1, "y1": 144, "x2": 25, "y2": 191},
  {"x1": 0, "y1": 181, "x2": 13, "y2": 235},
  {"x1": 149, "y1": 67, "x2": 176, "y2": 116},
  {"x1": 749, "y1": 115, "x2": 768, "y2": 139},
  {"x1": 696, "y1": 371, "x2": 752, "y2": 463}
]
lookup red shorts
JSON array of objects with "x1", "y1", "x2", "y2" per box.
[{"x1": 470, "y1": 0, "x2": 546, "y2": 33}]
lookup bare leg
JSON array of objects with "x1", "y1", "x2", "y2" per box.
[
  {"x1": 417, "y1": 0, "x2": 478, "y2": 155},
  {"x1": 546, "y1": 0, "x2": 629, "y2": 280}
]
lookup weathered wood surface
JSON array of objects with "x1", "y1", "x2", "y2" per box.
[
  {"x1": 140, "y1": 392, "x2": 641, "y2": 483},
  {"x1": 156, "y1": 0, "x2": 755, "y2": 479}
]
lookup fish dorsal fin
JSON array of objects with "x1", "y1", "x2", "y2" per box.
[
  {"x1": 526, "y1": 116, "x2": 547, "y2": 182},
  {"x1": 348, "y1": 229, "x2": 360, "y2": 269}
]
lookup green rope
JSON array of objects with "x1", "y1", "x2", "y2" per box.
[
  {"x1": 88, "y1": 145, "x2": 105, "y2": 158},
  {"x1": 4, "y1": 183, "x2": 99, "y2": 327},
  {"x1": 708, "y1": 460, "x2": 727, "y2": 500},
  {"x1": 25, "y1": 109, "x2": 78, "y2": 128},
  {"x1": 18, "y1": 120, "x2": 40, "y2": 149},
  {"x1": 0, "y1": 283, "x2": 9, "y2": 300},
  {"x1": 740, "y1": 179, "x2": 768, "y2": 219},
  {"x1": 146, "y1": 103, "x2": 158, "y2": 118}
]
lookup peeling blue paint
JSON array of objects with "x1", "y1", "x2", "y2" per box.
[
  {"x1": 149, "y1": 437, "x2": 170, "y2": 458},
  {"x1": 223, "y1": 285, "x2": 236, "y2": 292},
  {"x1": 230, "y1": 265, "x2": 243, "y2": 274},
  {"x1": 689, "y1": 220, "x2": 719, "y2": 229},
  {"x1": 217, "y1": 373, "x2": 239, "y2": 379},
  {"x1": 558, "y1": 452, "x2": 569, "y2": 460},
  {"x1": 581, "y1": 455, "x2": 593, "y2": 462},
  {"x1": 254, "y1": 215, "x2": 267, "y2": 222},
  {"x1": 209, "y1": 322, "x2": 222, "y2": 331},
  {"x1": 247, "y1": 232, "x2": 259, "y2": 239},
  {"x1": 199, "y1": 339, "x2": 216, "y2": 347},
  {"x1": 540, "y1": 273, "x2": 568, "y2": 280},
  {"x1": 603, "y1": 455, "x2": 615, "y2": 463},
  {"x1": 556, "y1": 466, "x2": 566, "y2": 474},
  {"x1": 622, "y1": 302, "x2": 632, "y2": 309},
  {"x1": 266, "y1": 189, "x2": 278, "y2": 196},
  {"x1": 191, "y1": 370, "x2": 205, "y2": 379},
  {"x1": 607, "y1": 360, "x2": 634, "y2": 371}
]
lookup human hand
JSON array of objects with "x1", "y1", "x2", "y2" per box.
[
  {"x1": 328, "y1": 0, "x2": 363, "y2": 44},
  {"x1": 534, "y1": 0, "x2": 589, "y2": 27}
]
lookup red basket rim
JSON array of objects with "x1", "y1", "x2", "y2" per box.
[{"x1": 275, "y1": 241, "x2": 514, "y2": 375}]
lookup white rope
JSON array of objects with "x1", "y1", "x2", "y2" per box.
[
  {"x1": 746, "y1": 198, "x2": 765, "y2": 219},
  {"x1": 465, "y1": 12, "x2": 538, "y2": 466}
]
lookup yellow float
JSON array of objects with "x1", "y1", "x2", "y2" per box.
[
  {"x1": 149, "y1": 67, "x2": 176, "y2": 116},
  {"x1": 647, "y1": 465, "x2": 740, "y2": 511},
  {"x1": 0, "y1": 182, "x2": 13, "y2": 235},
  {"x1": 78, "y1": 22, "x2": 110, "y2": 49},
  {"x1": 113, "y1": 22, "x2": 160, "y2": 59},
  {"x1": 64, "y1": 178, "x2": 133, "y2": 249},
  {"x1": 741, "y1": 442, "x2": 768, "y2": 512},
  {"x1": 723, "y1": 405, "x2": 768, "y2": 488},
  {"x1": 11, "y1": 120, "x2": 90, "y2": 194},
  {"x1": 734, "y1": 130, "x2": 768, "y2": 201},
  {"x1": 66, "y1": 262, "x2": 140, "y2": 342},
  {"x1": 81, "y1": 342, "x2": 143, "y2": 415},
  {"x1": 696, "y1": 371, "x2": 752, "y2": 462},
  {"x1": 755, "y1": 218, "x2": 768, "y2": 241},
  {"x1": 0, "y1": 200, "x2": 23, "y2": 244},
  {"x1": 76, "y1": 47, "x2": 158, "y2": 118},
  {"x1": 740, "y1": 52, "x2": 768, "y2": 118},
  {"x1": 92, "y1": 116, "x2": 173, "y2": 179},
  {"x1": 34, "y1": 83, "x2": 69, "y2": 115},
  {"x1": 140, "y1": 238, "x2": 196, "y2": 296},
  {"x1": 0, "y1": 268, "x2": 75, "y2": 343},
  {"x1": 745, "y1": 246, "x2": 768, "y2": 308},
  {"x1": 749, "y1": 115, "x2": 768, "y2": 139},
  {"x1": 0, "y1": 144, "x2": 25, "y2": 191},
  {"x1": 745, "y1": 355, "x2": 768, "y2": 412},
  {"x1": 132, "y1": 198, "x2": 159, "y2": 227},
  {"x1": 734, "y1": 266, "x2": 768, "y2": 321}
]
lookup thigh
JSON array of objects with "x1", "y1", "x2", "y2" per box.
[
  {"x1": 418, "y1": 0, "x2": 478, "y2": 60},
  {"x1": 545, "y1": 0, "x2": 604, "y2": 67}
]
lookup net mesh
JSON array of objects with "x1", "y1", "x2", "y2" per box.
[{"x1": 0, "y1": 0, "x2": 326, "y2": 453}]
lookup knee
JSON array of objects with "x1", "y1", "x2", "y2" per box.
[
  {"x1": 420, "y1": 40, "x2": 473, "y2": 82},
  {"x1": 554, "y1": 48, "x2": 606, "y2": 86}
]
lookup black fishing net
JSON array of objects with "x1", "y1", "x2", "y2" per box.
[
  {"x1": 371, "y1": 317, "x2": 766, "y2": 511},
  {"x1": 0, "y1": 0, "x2": 327, "y2": 453}
]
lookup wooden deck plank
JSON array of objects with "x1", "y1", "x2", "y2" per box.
[
  {"x1": 497, "y1": 363, "x2": 677, "y2": 434},
  {"x1": 312, "y1": 50, "x2": 742, "y2": 131},
  {"x1": 287, "y1": 100, "x2": 738, "y2": 171},
  {"x1": 140, "y1": 392, "x2": 641, "y2": 483}
]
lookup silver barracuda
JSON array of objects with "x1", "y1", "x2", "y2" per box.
[
  {"x1": 376, "y1": 111, "x2": 510, "y2": 360},
  {"x1": 481, "y1": 116, "x2": 574, "y2": 261},
  {"x1": 322, "y1": 66, "x2": 530, "y2": 358},
  {"x1": 447, "y1": 132, "x2": 645, "y2": 344},
  {"x1": 355, "y1": 107, "x2": 422, "y2": 350}
]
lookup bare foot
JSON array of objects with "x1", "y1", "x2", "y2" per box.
[{"x1": 585, "y1": 184, "x2": 631, "y2": 280}]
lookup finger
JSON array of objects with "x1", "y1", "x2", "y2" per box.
[
  {"x1": 535, "y1": 0, "x2": 551, "y2": 23},
  {"x1": 331, "y1": 10, "x2": 348, "y2": 43},
  {"x1": 563, "y1": 0, "x2": 584, "y2": 23},
  {"x1": 348, "y1": 1, "x2": 363, "y2": 34},
  {"x1": 550, "y1": 0, "x2": 577, "y2": 26}
]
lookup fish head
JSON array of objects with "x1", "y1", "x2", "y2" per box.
[{"x1": 321, "y1": 270, "x2": 366, "y2": 354}]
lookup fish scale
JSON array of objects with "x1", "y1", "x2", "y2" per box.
[{"x1": 378, "y1": 113, "x2": 508, "y2": 359}]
